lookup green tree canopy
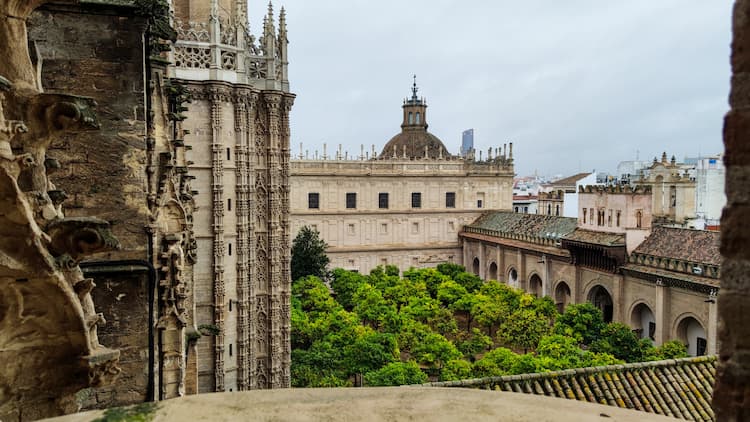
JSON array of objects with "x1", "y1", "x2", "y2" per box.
[
  {"x1": 363, "y1": 361, "x2": 428, "y2": 386},
  {"x1": 553, "y1": 303, "x2": 606, "y2": 345},
  {"x1": 590, "y1": 322, "x2": 647, "y2": 362},
  {"x1": 291, "y1": 226, "x2": 330, "y2": 282}
]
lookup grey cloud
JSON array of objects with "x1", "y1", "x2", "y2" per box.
[{"x1": 251, "y1": 1, "x2": 731, "y2": 175}]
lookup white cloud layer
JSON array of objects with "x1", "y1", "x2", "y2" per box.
[{"x1": 250, "y1": 1, "x2": 731, "y2": 176}]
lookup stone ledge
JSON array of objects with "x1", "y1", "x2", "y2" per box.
[{"x1": 46, "y1": 387, "x2": 675, "y2": 422}]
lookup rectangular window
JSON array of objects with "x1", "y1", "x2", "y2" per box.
[
  {"x1": 696, "y1": 337, "x2": 707, "y2": 356},
  {"x1": 411, "y1": 192, "x2": 422, "y2": 208},
  {"x1": 308, "y1": 193, "x2": 320, "y2": 209},
  {"x1": 616, "y1": 210, "x2": 622, "y2": 227},
  {"x1": 229, "y1": 299, "x2": 232, "y2": 312},
  {"x1": 381, "y1": 258, "x2": 388, "y2": 266},
  {"x1": 227, "y1": 198, "x2": 232, "y2": 212},
  {"x1": 226, "y1": 148, "x2": 231, "y2": 161},
  {"x1": 583, "y1": 208, "x2": 587, "y2": 224},
  {"x1": 228, "y1": 243, "x2": 232, "y2": 256},
  {"x1": 380, "y1": 223, "x2": 388, "y2": 234},
  {"x1": 648, "y1": 322, "x2": 656, "y2": 341},
  {"x1": 477, "y1": 199, "x2": 483, "y2": 208},
  {"x1": 348, "y1": 223, "x2": 355, "y2": 235},
  {"x1": 379, "y1": 192, "x2": 389, "y2": 209},
  {"x1": 412, "y1": 222, "x2": 420, "y2": 234},
  {"x1": 590, "y1": 208, "x2": 594, "y2": 225},
  {"x1": 346, "y1": 192, "x2": 357, "y2": 209},
  {"x1": 311, "y1": 224, "x2": 318, "y2": 232},
  {"x1": 229, "y1": 343, "x2": 233, "y2": 357},
  {"x1": 448, "y1": 221, "x2": 456, "y2": 232},
  {"x1": 445, "y1": 192, "x2": 456, "y2": 208}
]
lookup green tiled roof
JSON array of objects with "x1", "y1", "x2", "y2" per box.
[
  {"x1": 422, "y1": 356, "x2": 717, "y2": 421},
  {"x1": 467, "y1": 211, "x2": 578, "y2": 241}
]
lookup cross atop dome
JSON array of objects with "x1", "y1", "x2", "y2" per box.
[{"x1": 411, "y1": 75, "x2": 419, "y2": 101}]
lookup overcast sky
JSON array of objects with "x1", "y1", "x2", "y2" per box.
[{"x1": 250, "y1": 1, "x2": 731, "y2": 177}]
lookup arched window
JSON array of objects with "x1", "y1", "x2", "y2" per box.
[
  {"x1": 555, "y1": 205, "x2": 560, "y2": 216},
  {"x1": 555, "y1": 282, "x2": 571, "y2": 313},
  {"x1": 529, "y1": 274, "x2": 543, "y2": 297},
  {"x1": 416, "y1": 112, "x2": 421, "y2": 124},
  {"x1": 408, "y1": 112, "x2": 413, "y2": 124},
  {"x1": 583, "y1": 208, "x2": 587, "y2": 223},
  {"x1": 588, "y1": 286, "x2": 614, "y2": 322},
  {"x1": 488, "y1": 262, "x2": 498, "y2": 280},
  {"x1": 630, "y1": 303, "x2": 656, "y2": 340},
  {"x1": 547, "y1": 204, "x2": 552, "y2": 215},
  {"x1": 677, "y1": 317, "x2": 707, "y2": 356},
  {"x1": 636, "y1": 210, "x2": 643, "y2": 228},
  {"x1": 508, "y1": 268, "x2": 518, "y2": 286},
  {"x1": 472, "y1": 257, "x2": 480, "y2": 276}
]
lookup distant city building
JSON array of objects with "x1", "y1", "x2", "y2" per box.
[
  {"x1": 290, "y1": 82, "x2": 514, "y2": 273},
  {"x1": 461, "y1": 129, "x2": 474, "y2": 157},
  {"x1": 577, "y1": 185, "x2": 653, "y2": 253},
  {"x1": 636, "y1": 153, "x2": 696, "y2": 225},
  {"x1": 617, "y1": 160, "x2": 651, "y2": 185},
  {"x1": 538, "y1": 172, "x2": 598, "y2": 218},
  {"x1": 694, "y1": 155, "x2": 725, "y2": 229}
]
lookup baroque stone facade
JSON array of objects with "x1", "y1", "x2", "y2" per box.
[
  {"x1": 170, "y1": 0, "x2": 293, "y2": 392},
  {"x1": 290, "y1": 84, "x2": 514, "y2": 274}
]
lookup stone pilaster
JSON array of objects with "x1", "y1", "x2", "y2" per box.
[{"x1": 209, "y1": 87, "x2": 226, "y2": 391}]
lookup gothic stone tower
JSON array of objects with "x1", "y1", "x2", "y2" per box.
[{"x1": 169, "y1": 0, "x2": 293, "y2": 392}]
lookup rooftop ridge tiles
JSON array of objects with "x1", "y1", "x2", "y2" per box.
[{"x1": 420, "y1": 356, "x2": 717, "y2": 388}]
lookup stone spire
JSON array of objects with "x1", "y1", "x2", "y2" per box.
[{"x1": 279, "y1": 6, "x2": 287, "y2": 40}]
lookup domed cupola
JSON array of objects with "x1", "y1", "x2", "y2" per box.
[{"x1": 380, "y1": 77, "x2": 452, "y2": 160}]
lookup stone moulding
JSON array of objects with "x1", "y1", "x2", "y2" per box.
[{"x1": 0, "y1": 0, "x2": 122, "y2": 419}]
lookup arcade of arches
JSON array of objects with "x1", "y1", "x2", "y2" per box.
[{"x1": 461, "y1": 236, "x2": 717, "y2": 357}]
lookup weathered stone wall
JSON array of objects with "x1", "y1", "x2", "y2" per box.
[
  {"x1": 76, "y1": 268, "x2": 151, "y2": 409},
  {"x1": 28, "y1": 4, "x2": 149, "y2": 257},
  {"x1": 27, "y1": 3, "x2": 154, "y2": 411},
  {"x1": 714, "y1": 0, "x2": 750, "y2": 418}
]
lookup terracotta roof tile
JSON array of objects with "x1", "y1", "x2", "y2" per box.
[
  {"x1": 634, "y1": 226, "x2": 721, "y2": 266},
  {"x1": 551, "y1": 172, "x2": 592, "y2": 187},
  {"x1": 563, "y1": 229, "x2": 626, "y2": 247},
  {"x1": 422, "y1": 356, "x2": 717, "y2": 421}
]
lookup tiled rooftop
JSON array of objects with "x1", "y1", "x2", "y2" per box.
[
  {"x1": 563, "y1": 229, "x2": 626, "y2": 247},
  {"x1": 423, "y1": 356, "x2": 717, "y2": 421},
  {"x1": 551, "y1": 172, "x2": 592, "y2": 187},
  {"x1": 634, "y1": 227, "x2": 721, "y2": 266},
  {"x1": 467, "y1": 211, "x2": 578, "y2": 240}
]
